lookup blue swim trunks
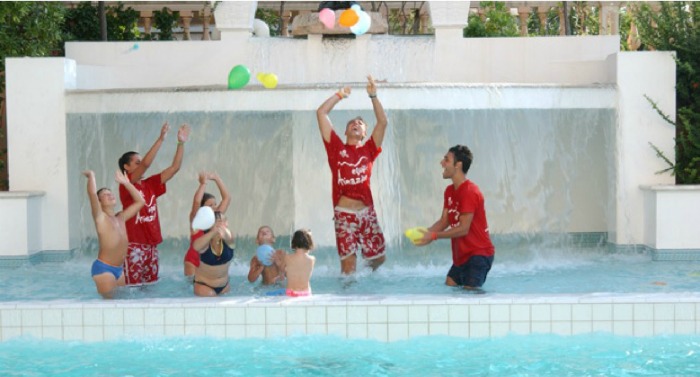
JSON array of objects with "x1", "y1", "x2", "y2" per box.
[{"x1": 91, "y1": 259, "x2": 123, "y2": 280}]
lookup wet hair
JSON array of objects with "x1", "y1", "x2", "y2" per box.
[
  {"x1": 118, "y1": 151, "x2": 139, "y2": 174},
  {"x1": 346, "y1": 116, "x2": 365, "y2": 128},
  {"x1": 96, "y1": 188, "x2": 109, "y2": 197},
  {"x1": 291, "y1": 229, "x2": 314, "y2": 250},
  {"x1": 201, "y1": 192, "x2": 215, "y2": 207},
  {"x1": 258, "y1": 225, "x2": 275, "y2": 237},
  {"x1": 449, "y1": 145, "x2": 473, "y2": 174}
]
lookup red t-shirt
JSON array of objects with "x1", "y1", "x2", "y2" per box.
[
  {"x1": 119, "y1": 174, "x2": 167, "y2": 245},
  {"x1": 444, "y1": 180, "x2": 495, "y2": 266},
  {"x1": 323, "y1": 131, "x2": 381, "y2": 207}
]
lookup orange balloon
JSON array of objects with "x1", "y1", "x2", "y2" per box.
[{"x1": 338, "y1": 9, "x2": 359, "y2": 27}]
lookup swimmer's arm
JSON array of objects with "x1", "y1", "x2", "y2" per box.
[
  {"x1": 432, "y1": 213, "x2": 472, "y2": 240},
  {"x1": 211, "y1": 172, "x2": 231, "y2": 214},
  {"x1": 317, "y1": 87, "x2": 350, "y2": 144},
  {"x1": 116, "y1": 170, "x2": 145, "y2": 221},
  {"x1": 247, "y1": 256, "x2": 263, "y2": 282},
  {"x1": 189, "y1": 172, "x2": 207, "y2": 223},
  {"x1": 82, "y1": 170, "x2": 103, "y2": 221},
  {"x1": 131, "y1": 122, "x2": 169, "y2": 183},
  {"x1": 193, "y1": 227, "x2": 217, "y2": 252},
  {"x1": 221, "y1": 227, "x2": 234, "y2": 245},
  {"x1": 367, "y1": 75, "x2": 388, "y2": 147},
  {"x1": 415, "y1": 208, "x2": 451, "y2": 246},
  {"x1": 161, "y1": 124, "x2": 190, "y2": 184}
]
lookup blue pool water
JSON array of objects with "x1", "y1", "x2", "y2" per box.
[
  {"x1": 1, "y1": 334, "x2": 698, "y2": 376},
  {"x1": 1, "y1": 241, "x2": 699, "y2": 301}
]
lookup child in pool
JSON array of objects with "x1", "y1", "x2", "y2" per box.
[
  {"x1": 247, "y1": 225, "x2": 286, "y2": 285},
  {"x1": 284, "y1": 229, "x2": 315, "y2": 297}
]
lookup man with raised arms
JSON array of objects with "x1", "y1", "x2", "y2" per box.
[{"x1": 316, "y1": 75, "x2": 388, "y2": 275}]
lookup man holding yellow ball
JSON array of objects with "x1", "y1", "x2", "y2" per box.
[{"x1": 414, "y1": 145, "x2": 495, "y2": 290}]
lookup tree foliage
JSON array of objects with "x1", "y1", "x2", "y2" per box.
[
  {"x1": 464, "y1": 1, "x2": 519, "y2": 38},
  {"x1": 63, "y1": 2, "x2": 140, "y2": 43},
  {"x1": 255, "y1": 8, "x2": 281, "y2": 37},
  {"x1": 152, "y1": 7, "x2": 180, "y2": 41},
  {"x1": 632, "y1": 2, "x2": 700, "y2": 184},
  {"x1": 0, "y1": 2, "x2": 66, "y2": 74}
]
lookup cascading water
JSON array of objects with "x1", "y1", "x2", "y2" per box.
[{"x1": 66, "y1": 85, "x2": 614, "y2": 279}]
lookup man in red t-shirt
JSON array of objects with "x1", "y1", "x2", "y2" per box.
[
  {"x1": 316, "y1": 75, "x2": 388, "y2": 275},
  {"x1": 118, "y1": 122, "x2": 190, "y2": 286},
  {"x1": 416, "y1": 145, "x2": 495, "y2": 290}
]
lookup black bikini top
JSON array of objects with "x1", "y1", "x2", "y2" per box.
[{"x1": 200, "y1": 240, "x2": 234, "y2": 266}]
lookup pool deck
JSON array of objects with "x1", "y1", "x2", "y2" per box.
[{"x1": 1, "y1": 293, "x2": 698, "y2": 342}]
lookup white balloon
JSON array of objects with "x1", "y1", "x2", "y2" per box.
[
  {"x1": 253, "y1": 19, "x2": 271, "y2": 37},
  {"x1": 192, "y1": 206, "x2": 215, "y2": 230}
]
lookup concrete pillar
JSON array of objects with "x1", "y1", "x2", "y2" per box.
[
  {"x1": 609, "y1": 52, "x2": 676, "y2": 246},
  {"x1": 429, "y1": 2, "x2": 470, "y2": 82},
  {"x1": 181, "y1": 11, "x2": 193, "y2": 40},
  {"x1": 141, "y1": 10, "x2": 153, "y2": 37},
  {"x1": 5, "y1": 58, "x2": 77, "y2": 255},
  {"x1": 202, "y1": 8, "x2": 211, "y2": 40},
  {"x1": 599, "y1": 2, "x2": 620, "y2": 35},
  {"x1": 213, "y1": 1, "x2": 257, "y2": 41},
  {"x1": 517, "y1": 6, "x2": 530, "y2": 36},
  {"x1": 281, "y1": 12, "x2": 291, "y2": 37},
  {"x1": 537, "y1": 8, "x2": 548, "y2": 34}
]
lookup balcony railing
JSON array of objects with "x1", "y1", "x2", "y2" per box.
[{"x1": 64, "y1": 1, "x2": 660, "y2": 50}]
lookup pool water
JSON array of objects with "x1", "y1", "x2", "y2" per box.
[
  {"x1": 1, "y1": 333, "x2": 698, "y2": 376},
  {"x1": 1, "y1": 242, "x2": 699, "y2": 301}
]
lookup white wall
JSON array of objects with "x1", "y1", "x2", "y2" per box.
[
  {"x1": 6, "y1": 58, "x2": 77, "y2": 254},
  {"x1": 609, "y1": 52, "x2": 676, "y2": 246},
  {"x1": 64, "y1": 35, "x2": 620, "y2": 91}
]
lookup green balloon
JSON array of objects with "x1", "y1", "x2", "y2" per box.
[{"x1": 228, "y1": 65, "x2": 251, "y2": 89}]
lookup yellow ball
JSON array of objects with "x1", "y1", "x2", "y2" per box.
[{"x1": 404, "y1": 227, "x2": 428, "y2": 244}]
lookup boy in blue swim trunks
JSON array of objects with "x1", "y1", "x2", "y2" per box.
[{"x1": 84, "y1": 170, "x2": 145, "y2": 299}]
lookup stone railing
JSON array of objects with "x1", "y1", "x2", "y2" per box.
[{"x1": 61, "y1": 2, "x2": 662, "y2": 42}]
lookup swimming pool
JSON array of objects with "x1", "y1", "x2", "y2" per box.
[
  {"x1": 1, "y1": 333, "x2": 698, "y2": 376},
  {"x1": 1, "y1": 239, "x2": 698, "y2": 301}
]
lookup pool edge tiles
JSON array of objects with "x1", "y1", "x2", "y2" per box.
[{"x1": 1, "y1": 293, "x2": 698, "y2": 342}]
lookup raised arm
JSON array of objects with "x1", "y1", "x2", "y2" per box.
[
  {"x1": 130, "y1": 122, "x2": 169, "y2": 183},
  {"x1": 115, "y1": 170, "x2": 145, "y2": 221},
  {"x1": 82, "y1": 170, "x2": 102, "y2": 221},
  {"x1": 210, "y1": 172, "x2": 231, "y2": 214},
  {"x1": 317, "y1": 87, "x2": 351, "y2": 144},
  {"x1": 160, "y1": 124, "x2": 191, "y2": 184},
  {"x1": 367, "y1": 75, "x2": 388, "y2": 147},
  {"x1": 189, "y1": 172, "x2": 208, "y2": 223}
]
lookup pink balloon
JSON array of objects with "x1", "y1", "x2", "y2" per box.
[{"x1": 319, "y1": 8, "x2": 335, "y2": 29}]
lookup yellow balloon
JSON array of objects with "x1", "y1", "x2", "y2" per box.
[
  {"x1": 404, "y1": 227, "x2": 428, "y2": 244},
  {"x1": 256, "y1": 72, "x2": 279, "y2": 89},
  {"x1": 262, "y1": 73, "x2": 278, "y2": 89}
]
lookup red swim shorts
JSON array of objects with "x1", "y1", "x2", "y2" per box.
[
  {"x1": 183, "y1": 230, "x2": 204, "y2": 268},
  {"x1": 333, "y1": 205, "x2": 386, "y2": 261},
  {"x1": 123, "y1": 243, "x2": 159, "y2": 286}
]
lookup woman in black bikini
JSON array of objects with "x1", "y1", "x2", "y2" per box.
[{"x1": 191, "y1": 212, "x2": 235, "y2": 296}]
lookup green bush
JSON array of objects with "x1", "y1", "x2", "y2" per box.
[{"x1": 633, "y1": 2, "x2": 700, "y2": 184}]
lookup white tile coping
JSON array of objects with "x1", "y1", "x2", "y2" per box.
[{"x1": 1, "y1": 293, "x2": 698, "y2": 342}]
